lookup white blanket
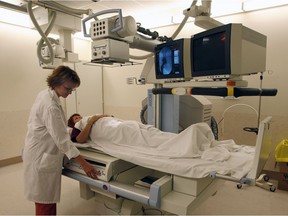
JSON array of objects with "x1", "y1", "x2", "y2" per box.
[{"x1": 77, "y1": 117, "x2": 255, "y2": 179}]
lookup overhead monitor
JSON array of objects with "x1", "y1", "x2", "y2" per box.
[
  {"x1": 154, "y1": 39, "x2": 192, "y2": 82},
  {"x1": 191, "y1": 23, "x2": 267, "y2": 79}
]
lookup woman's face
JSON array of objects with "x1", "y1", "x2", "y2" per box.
[
  {"x1": 54, "y1": 81, "x2": 78, "y2": 98},
  {"x1": 73, "y1": 115, "x2": 82, "y2": 124}
]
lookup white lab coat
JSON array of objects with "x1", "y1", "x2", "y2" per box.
[{"x1": 23, "y1": 89, "x2": 80, "y2": 203}]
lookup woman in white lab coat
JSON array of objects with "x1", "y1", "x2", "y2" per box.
[{"x1": 22, "y1": 66, "x2": 98, "y2": 215}]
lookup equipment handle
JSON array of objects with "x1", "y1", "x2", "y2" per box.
[
  {"x1": 260, "y1": 88, "x2": 278, "y2": 96},
  {"x1": 152, "y1": 88, "x2": 173, "y2": 95},
  {"x1": 190, "y1": 87, "x2": 227, "y2": 97},
  {"x1": 234, "y1": 88, "x2": 278, "y2": 97},
  {"x1": 152, "y1": 87, "x2": 278, "y2": 98}
]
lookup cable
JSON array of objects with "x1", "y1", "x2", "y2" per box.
[
  {"x1": 218, "y1": 104, "x2": 259, "y2": 140},
  {"x1": 142, "y1": 207, "x2": 163, "y2": 215},
  {"x1": 211, "y1": 116, "x2": 218, "y2": 140},
  {"x1": 257, "y1": 72, "x2": 264, "y2": 128},
  {"x1": 129, "y1": 53, "x2": 154, "y2": 60},
  {"x1": 130, "y1": 0, "x2": 197, "y2": 60},
  {"x1": 140, "y1": 104, "x2": 148, "y2": 124},
  {"x1": 137, "y1": 25, "x2": 159, "y2": 39},
  {"x1": 171, "y1": 0, "x2": 197, "y2": 39},
  {"x1": 27, "y1": 1, "x2": 56, "y2": 65},
  {"x1": 32, "y1": 0, "x2": 91, "y2": 16},
  {"x1": 103, "y1": 201, "x2": 121, "y2": 215},
  {"x1": 27, "y1": 0, "x2": 93, "y2": 66}
]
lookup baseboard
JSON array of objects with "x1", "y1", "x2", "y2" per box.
[{"x1": 0, "y1": 156, "x2": 22, "y2": 168}]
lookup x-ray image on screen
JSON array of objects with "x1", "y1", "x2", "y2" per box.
[
  {"x1": 154, "y1": 38, "x2": 191, "y2": 81},
  {"x1": 158, "y1": 47, "x2": 173, "y2": 75}
]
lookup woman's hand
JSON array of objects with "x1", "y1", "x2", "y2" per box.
[
  {"x1": 74, "y1": 155, "x2": 99, "y2": 179},
  {"x1": 82, "y1": 162, "x2": 99, "y2": 179}
]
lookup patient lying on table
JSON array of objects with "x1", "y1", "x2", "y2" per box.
[
  {"x1": 68, "y1": 113, "x2": 255, "y2": 179},
  {"x1": 68, "y1": 113, "x2": 112, "y2": 143}
]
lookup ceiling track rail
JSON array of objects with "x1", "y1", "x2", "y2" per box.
[{"x1": 0, "y1": 1, "x2": 27, "y2": 13}]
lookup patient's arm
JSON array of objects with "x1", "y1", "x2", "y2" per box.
[
  {"x1": 74, "y1": 122, "x2": 93, "y2": 143},
  {"x1": 72, "y1": 114, "x2": 111, "y2": 143}
]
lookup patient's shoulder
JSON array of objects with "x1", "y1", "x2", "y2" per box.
[
  {"x1": 70, "y1": 127, "x2": 81, "y2": 142},
  {"x1": 74, "y1": 116, "x2": 90, "y2": 130}
]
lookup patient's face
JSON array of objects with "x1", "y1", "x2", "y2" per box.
[{"x1": 73, "y1": 115, "x2": 82, "y2": 124}]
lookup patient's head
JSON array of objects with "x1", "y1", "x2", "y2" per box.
[{"x1": 68, "y1": 113, "x2": 82, "y2": 128}]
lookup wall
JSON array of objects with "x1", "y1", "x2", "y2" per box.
[
  {"x1": 0, "y1": 23, "x2": 46, "y2": 164},
  {"x1": 102, "y1": 59, "x2": 153, "y2": 121},
  {"x1": 65, "y1": 62, "x2": 103, "y2": 119},
  {"x1": 0, "y1": 22, "x2": 101, "y2": 165}
]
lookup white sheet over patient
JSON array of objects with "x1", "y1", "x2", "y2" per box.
[
  {"x1": 78, "y1": 117, "x2": 255, "y2": 179},
  {"x1": 89, "y1": 117, "x2": 215, "y2": 158}
]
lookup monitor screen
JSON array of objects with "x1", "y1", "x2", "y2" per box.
[
  {"x1": 191, "y1": 24, "x2": 232, "y2": 78},
  {"x1": 155, "y1": 39, "x2": 185, "y2": 80},
  {"x1": 191, "y1": 23, "x2": 267, "y2": 79}
]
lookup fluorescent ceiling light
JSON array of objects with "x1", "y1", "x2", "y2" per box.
[
  {"x1": 0, "y1": 8, "x2": 30, "y2": 27},
  {"x1": 211, "y1": 1, "x2": 243, "y2": 17},
  {"x1": 243, "y1": 0, "x2": 288, "y2": 11},
  {"x1": 171, "y1": 0, "x2": 243, "y2": 25},
  {"x1": 171, "y1": 0, "x2": 288, "y2": 25}
]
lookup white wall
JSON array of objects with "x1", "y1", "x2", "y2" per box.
[
  {"x1": 66, "y1": 62, "x2": 103, "y2": 118},
  {"x1": 0, "y1": 23, "x2": 46, "y2": 162},
  {"x1": 102, "y1": 59, "x2": 153, "y2": 121},
  {"x1": 0, "y1": 23, "x2": 101, "y2": 162}
]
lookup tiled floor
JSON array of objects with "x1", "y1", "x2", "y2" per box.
[{"x1": 1, "y1": 163, "x2": 288, "y2": 215}]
